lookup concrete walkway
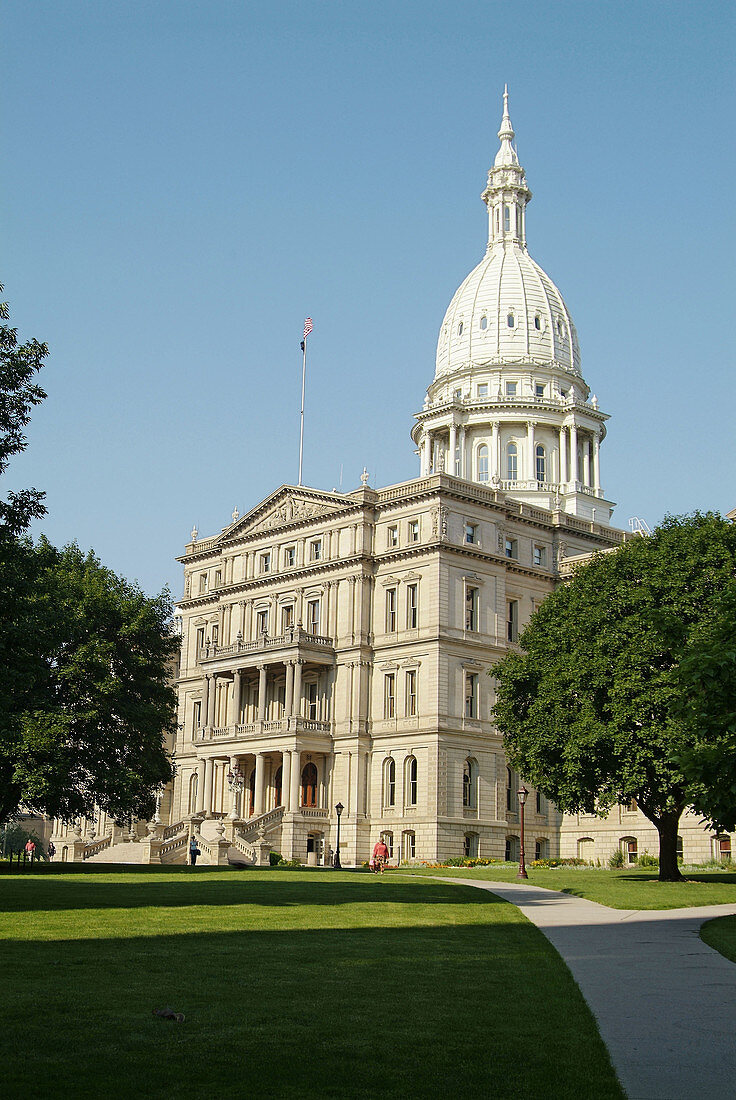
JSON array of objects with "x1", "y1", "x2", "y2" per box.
[{"x1": 447, "y1": 878, "x2": 736, "y2": 1100}]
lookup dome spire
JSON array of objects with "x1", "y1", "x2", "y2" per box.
[
  {"x1": 495, "y1": 85, "x2": 518, "y2": 166},
  {"x1": 482, "y1": 85, "x2": 531, "y2": 250}
]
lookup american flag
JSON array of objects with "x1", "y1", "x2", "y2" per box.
[{"x1": 303, "y1": 317, "x2": 313, "y2": 339}]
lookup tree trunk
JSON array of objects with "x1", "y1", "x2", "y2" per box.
[{"x1": 656, "y1": 811, "x2": 683, "y2": 881}]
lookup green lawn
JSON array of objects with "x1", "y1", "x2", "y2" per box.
[
  {"x1": 701, "y1": 915, "x2": 736, "y2": 963},
  {"x1": 399, "y1": 864, "x2": 736, "y2": 909},
  {"x1": 0, "y1": 867, "x2": 622, "y2": 1099}
]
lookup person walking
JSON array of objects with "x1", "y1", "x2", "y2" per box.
[
  {"x1": 47, "y1": 841, "x2": 56, "y2": 861},
  {"x1": 189, "y1": 836, "x2": 199, "y2": 866},
  {"x1": 372, "y1": 838, "x2": 390, "y2": 874}
]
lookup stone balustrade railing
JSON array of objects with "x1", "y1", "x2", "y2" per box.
[
  {"x1": 196, "y1": 716, "x2": 331, "y2": 743},
  {"x1": 199, "y1": 627, "x2": 334, "y2": 664}
]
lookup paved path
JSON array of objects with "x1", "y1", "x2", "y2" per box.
[{"x1": 446, "y1": 878, "x2": 736, "y2": 1100}]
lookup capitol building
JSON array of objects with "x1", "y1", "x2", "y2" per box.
[{"x1": 51, "y1": 93, "x2": 732, "y2": 868}]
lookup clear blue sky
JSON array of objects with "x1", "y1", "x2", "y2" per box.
[{"x1": 3, "y1": 1, "x2": 735, "y2": 597}]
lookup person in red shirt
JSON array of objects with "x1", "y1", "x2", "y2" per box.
[{"x1": 372, "y1": 839, "x2": 390, "y2": 874}]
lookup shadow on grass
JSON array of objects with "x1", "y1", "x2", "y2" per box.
[{"x1": 0, "y1": 920, "x2": 623, "y2": 1100}]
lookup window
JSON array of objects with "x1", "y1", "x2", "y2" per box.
[
  {"x1": 284, "y1": 546, "x2": 295, "y2": 568},
  {"x1": 381, "y1": 831, "x2": 394, "y2": 858},
  {"x1": 453, "y1": 387, "x2": 462, "y2": 401},
  {"x1": 256, "y1": 609, "x2": 268, "y2": 635},
  {"x1": 405, "y1": 756, "x2": 418, "y2": 806},
  {"x1": 578, "y1": 837, "x2": 595, "y2": 861},
  {"x1": 196, "y1": 626, "x2": 205, "y2": 652},
  {"x1": 188, "y1": 772, "x2": 199, "y2": 815},
  {"x1": 457, "y1": 322, "x2": 463, "y2": 336},
  {"x1": 260, "y1": 552, "x2": 271, "y2": 574},
  {"x1": 465, "y1": 585, "x2": 479, "y2": 631},
  {"x1": 406, "y1": 583, "x2": 418, "y2": 629},
  {"x1": 535, "y1": 444, "x2": 546, "y2": 482},
  {"x1": 214, "y1": 569, "x2": 222, "y2": 588},
  {"x1": 301, "y1": 762, "x2": 318, "y2": 808},
  {"x1": 307, "y1": 682, "x2": 319, "y2": 720},
  {"x1": 282, "y1": 604, "x2": 294, "y2": 632},
  {"x1": 310, "y1": 540, "x2": 322, "y2": 562},
  {"x1": 506, "y1": 442, "x2": 518, "y2": 481},
  {"x1": 306, "y1": 599, "x2": 320, "y2": 635},
  {"x1": 503, "y1": 205, "x2": 510, "y2": 232},
  {"x1": 387, "y1": 525, "x2": 398, "y2": 548},
  {"x1": 625, "y1": 798, "x2": 638, "y2": 813},
  {"x1": 505, "y1": 835, "x2": 519, "y2": 862},
  {"x1": 505, "y1": 537, "x2": 518, "y2": 560},
  {"x1": 506, "y1": 768, "x2": 514, "y2": 812},
  {"x1": 718, "y1": 836, "x2": 732, "y2": 861},
  {"x1": 505, "y1": 381, "x2": 517, "y2": 396},
  {"x1": 465, "y1": 523, "x2": 478, "y2": 545},
  {"x1": 560, "y1": 388, "x2": 568, "y2": 400},
  {"x1": 408, "y1": 519, "x2": 420, "y2": 542},
  {"x1": 402, "y1": 830, "x2": 416, "y2": 862},
  {"x1": 199, "y1": 574, "x2": 207, "y2": 594},
  {"x1": 477, "y1": 444, "x2": 489, "y2": 482},
  {"x1": 384, "y1": 674, "x2": 396, "y2": 719},
  {"x1": 477, "y1": 383, "x2": 488, "y2": 397},
  {"x1": 507, "y1": 313, "x2": 515, "y2": 328},
  {"x1": 622, "y1": 837, "x2": 638, "y2": 864},
  {"x1": 676, "y1": 836, "x2": 684, "y2": 862},
  {"x1": 534, "y1": 315, "x2": 542, "y2": 331},
  {"x1": 193, "y1": 701, "x2": 202, "y2": 730},
  {"x1": 557, "y1": 319, "x2": 563, "y2": 337},
  {"x1": 536, "y1": 790, "x2": 545, "y2": 815},
  {"x1": 535, "y1": 839, "x2": 548, "y2": 861},
  {"x1": 479, "y1": 316, "x2": 488, "y2": 331},
  {"x1": 385, "y1": 588, "x2": 397, "y2": 632},
  {"x1": 463, "y1": 759, "x2": 478, "y2": 809},
  {"x1": 464, "y1": 673, "x2": 478, "y2": 719},
  {"x1": 211, "y1": 624, "x2": 219, "y2": 646},
  {"x1": 533, "y1": 545, "x2": 546, "y2": 568},
  {"x1": 405, "y1": 670, "x2": 417, "y2": 716},
  {"x1": 464, "y1": 833, "x2": 479, "y2": 857},
  {"x1": 383, "y1": 758, "x2": 396, "y2": 807},
  {"x1": 506, "y1": 599, "x2": 519, "y2": 642},
  {"x1": 535, "y1": 384, "x2": 545, "y2": 399}
]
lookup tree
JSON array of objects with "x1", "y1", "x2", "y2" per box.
[
  {"x1": 675, "y1": 581, "x2": 736, "y2": 833},
  {"x1": 493, "y1": 513, "x2": 736, "y2": 882}
]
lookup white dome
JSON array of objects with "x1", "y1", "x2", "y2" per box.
[{"x1": 434, "y1": 243, "x2": 581, "y2": 380}]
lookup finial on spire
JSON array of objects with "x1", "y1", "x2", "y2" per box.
[{"x1": 495, "y1": 84, "x2": 517, "y2": 164}]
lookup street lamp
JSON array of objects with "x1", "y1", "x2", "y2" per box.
[
  {"x1": 334, "y1": 802, "x2": 344, "y2": 869},
  {"x1": 517, "y1": 786, "x2": 529, "y2": 880}
]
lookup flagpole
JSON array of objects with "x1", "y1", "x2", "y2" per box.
[{"x1": 298, "y1": 334, "x2": 308, "y2": 486}]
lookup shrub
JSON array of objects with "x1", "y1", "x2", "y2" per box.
[
  {"x1": 608, "y1": 848, "x2": 624, "y2": 868},
  {"x1": 530, "y1": 857, "x2": 589, "y2": 869},
  {"x1": 637, "y1": 849, "x2": 659, "y2": 868},
  {"x1": 269, "y1": 851, "x2": 282, "y2": 866},
  {"x1": 276, "y1": 858, "x2": 302, "y2": 869}
]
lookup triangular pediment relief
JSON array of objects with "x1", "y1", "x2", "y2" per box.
[{"x1": 224, "y1": 485, "x2": 355, "y2": 542}]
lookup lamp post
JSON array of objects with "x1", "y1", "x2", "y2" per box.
[
  {"x1": 334, "y1": 802, "x2": 344, "y2": 869},
  {"x1": 517, "y1": 786, "x2": 529, "y2": 880}
]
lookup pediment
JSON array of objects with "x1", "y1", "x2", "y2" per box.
[{"x1": 225, "y1": 485, "x2": 354, "y2": 542}]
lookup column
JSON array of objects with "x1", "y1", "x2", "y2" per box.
[
  {"x1": 285, "y1": 661, "x2": 295, "y2": 717},
  {"x1": 491, "y1": 421, "x2": 500, "y2": 481},
  {"x1": 558, "y1": 426, "x2": 567, "y2": 484},
  {"x1": 593, "y1": 432, "x2": 601, "y2": 491},
  {"x1": 330, "y1": 579, "x2": 339, "y2": 637},
  {"x1": 282, "y1": 750, "x2": 291, "y2": 810},
  {"x1": 290, "y1": 748, "x2": 301, "y2": 812},
  {"x1": 583, "y1": 436, "x2": 591, "y2": 486},
  {"x1": 202, "y1": 675, "x2": 211, "y2": 729},
  {"x1": 230, "y1": 670, "x2": 242, "y2": 727},
  {"x1": 257, "y1": 665, "x2": 267, "y2": 722},
  {"x1": 206, "y1": 674, "x2": 216, "y2": 728},
  {"x1": 569, "y1": 422, "x2": 578, "y2": 485},
  {"x1": 244, "y1": 600, "x2": 253, "y2": 640},
  {"x1": 449, "y1": 422, "x2": 457, "y2": 476},
  {"x1": 195, "y1": 759, "x2": 205, "y2": 813},
  {"x1": 527, "y1": 421, "x2": 536, "y2": 483},
  {"x1": 459, "y1": 425, "x2": 467, "y2": 478},
  {"x1": 202, "y1": 757, "x2": 214, "y2": 817},
  {"x1": 229, "y1": 755, "x2": 239, "y2": 819},
  {"x1": 293, "y1": 659, "x2": 303, "y2": 718},
  {"x1": 254, "y1": 753, "x2": 266, "y2": 816}
]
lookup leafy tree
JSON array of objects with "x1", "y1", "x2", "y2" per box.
[
  {"x1": 675, "y1": 581, "x2": 736, "y2": 832},
  {"x1": 493, "y1": 513, "x2": 736, "y2": 882}
]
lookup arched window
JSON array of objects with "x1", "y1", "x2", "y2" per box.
[
  {"x1": 463, "y1": 758, "x2": 478, "y2": 809},
  {"x1": 381, "y1": 831, "x2": 394, "y2": 859},
  {"x1": 401, "y1": 830, "x2": 416, "y2": 863},
  {"x1": 188, "y1": 772, "x2": 199, "y2": 815},
  {"x1": 535, "y1": 444, "x2": 546, "y2": 482},
  {"x1": 503, "y1": 205, "x2": 511, "y2": 232},
  {"x1": 405, "y1": 756, "x2": 418, "y2": 807},
  {"x1": 464, "y1": 833, "x2": 479, "y2": 858},
  {"x1": 505, "y1": 835, "x2": 519, "y2": 862},
  {"x1": 578, "y1": 837, "x2": 594, "y2": 862},
  {"x1": 535, "y1": 838, "x2": 549, "y2": 861},
  {"x1": 620, "y1": 836, "x2": 638, "y2": 864},
  {"x1": 480, "y1": 315, "x2": 488, "y2": 330},
  {"x1": 274, "y1": 765, "x2": 283, "y2": 808},
  {"x1": 507, "y1": 312, "x2": 515, "y2": 328},
  {"x1": 506, "y1": 442, "x2": 518, "y2": 481},
  {"x1": 477, "y1": 444, "x2": 489, "y2": 482},
  {"x1": 534, "y1": 314, "x2": 542, "y2": 331},
  {"x1": 457, "y1": 321, "x2": 463, "y2": 336},
  {"x1": 301, "y1": 762, "x2": 318, "y2": 808},
  {"x1": 383, "y1": 758, "x2": 396, "y2": 808},
  {"x1": 247, "y1": 769, "x2": 255, "y2": 818}
]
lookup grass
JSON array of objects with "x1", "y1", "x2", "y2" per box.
[
  {"x1": 399, "y1": 864, "x2": 736, "y2": 909},
  {"x1": 701, "y1": 915, "x2": 736, "y2": 963},
  {"x1": 0, "y1": 867, "x2": 622, "y2": 1099}
]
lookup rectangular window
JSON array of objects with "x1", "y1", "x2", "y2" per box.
[
  {"x1": 536, "y1": 790, "x2": 545, "y2": 815},
  {"x1": 507, "y1": 600, "x2": 519, "y2": 643},
  {"x1": 260, "y1": 552, "x2": 271, "y2": 574},
  {"x1": 465, "y1": 585, "x2": 479, "y2": 631},
  {"x1": 193, "y1": 701, "x2": 202, "y2": 729},
  {"x1": 256, "y1": 609, "x2": 268, "y2": 635},
  {"x1": 199, "y1": 574, "x2": 207, "y2": 594},
  {"x1": 465, "y1": 673, "x2": 478, "y2": 719},
  {"x1": 211, "y1": 624, "x2": 219, "y2": 646},
  {"x1": 307, "y1": 682, "x2": 319, "y2": 720},
  {"x1": 406, "y1": 670, "x2": 417, "y2": 717},
  {"x1": 477, "y1": 383, "x2": 488, "y2": 398},
  {"x1": 196, "y1": 626, "x2": 205, "y2": 652},
  {"x1": 281, "y1": 604, "x2": 294, "y2": 632},
  {"x1": 387, "y1": 525, "x2": 398, "y2": 549},
  {"x1": 409, "y1": 520, "x2": 420, "y2": 542},
  {"x1": 310, "y1": 540, "x2": 322, "y2": 562},
  {"x1": 386, "y1": 588, "x2": 397, "y2": 632},
  {"x1": 382, "y1": 831, "x2": 394, "y2": 859},
  {"x1": 505, "y1": 537, "x2": 518, "y2": 559},
  {"x1": 406, "y1": 583, "x2": 418, "y2": 629},
  {"x1": 284, "y1": 546, "x2": 295, "y2": 568},
  {"x1": 384, "y1": 673, "x2": 396, "y2": 719},
  {"x1": 505, "y1": 381, "x2": 517, "y2": 396},
  {"x1": 465, "y1": 523, "x2": 477, "y2": 545},
  {"x1": 453, "y1": 388, "x2": 462, "y2": 401},
  {"x1": 533, "y1": 545, "x2": 546, "y2": 568},
  {"x1": 307, "y1": 599, "x2": 320, "y2": 635},
  {"x1": 402, "y1": 831, "x2": 416, "y2": 861},
  {"x1": 214, "y1": 569, "x2": 222, "y2": 588},
  {"x1": 535, "y1": 383, "x2": 545, "y2": 398}
]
